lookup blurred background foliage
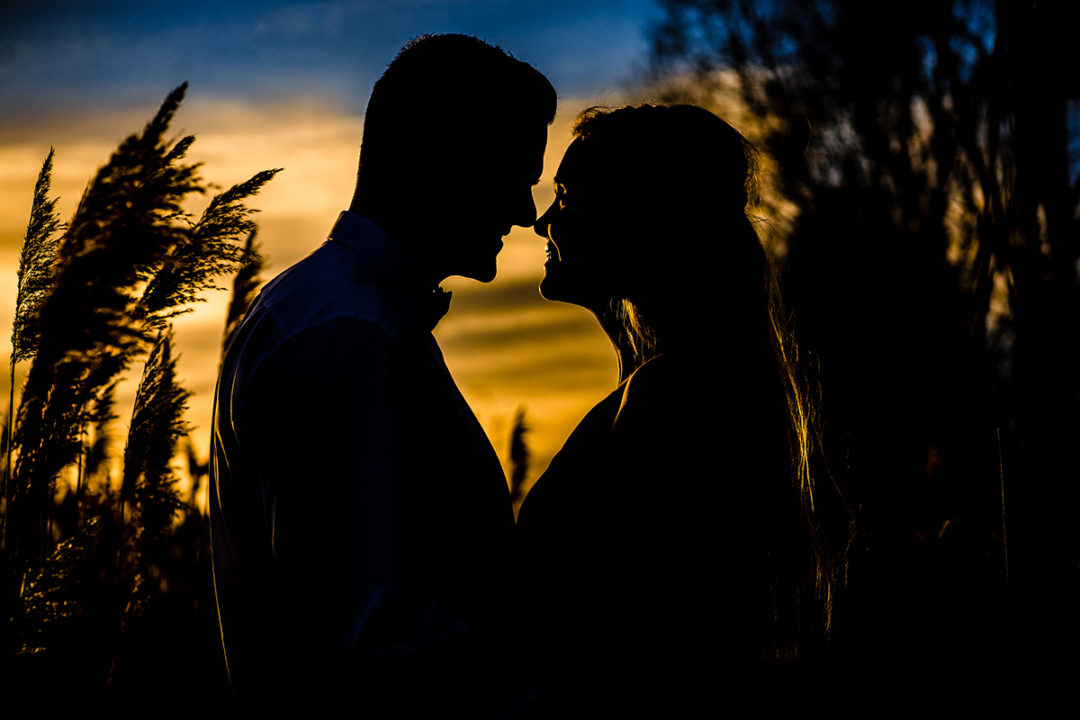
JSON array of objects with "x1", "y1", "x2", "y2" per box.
[{"x1": 647, "y1": 0, "x2": 1079, "y2": 684}]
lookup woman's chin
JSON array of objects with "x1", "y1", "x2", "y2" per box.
[
  {"x1": 538, "y1": 274, "x2": 560, "y2": 302},
  {"x1": 539, "y1": 270, "x2": 595, "y2": 308},
  {"x1": 539, "y1": 270, "x2": 572, "y2": 304}
]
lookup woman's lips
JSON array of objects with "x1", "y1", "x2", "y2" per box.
[{"x1": 545, "y1": 240, "x2": 561, "y2": 263}]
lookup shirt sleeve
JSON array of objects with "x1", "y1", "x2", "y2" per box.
[{"x1": 236, "y1": 316, "x2": 485, "y2": 714}]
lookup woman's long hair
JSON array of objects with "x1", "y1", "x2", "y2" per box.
[{"x1": 573, "y1": 104, "x2": 846, "y2": 663}]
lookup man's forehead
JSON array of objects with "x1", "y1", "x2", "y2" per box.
[
  {"x1": 470, "y1": 121, "x2": 547, "y2": 173},
  {"x1": 487, "y1": 119, "x2": 548, "y2": 151}
]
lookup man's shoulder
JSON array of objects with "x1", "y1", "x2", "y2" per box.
[
  {"x1": 256, "y1": 240, "x2": 401, "y2": 343},
  {"x1": 220, "y1": 239, "x2": 411, "y2": 394}
]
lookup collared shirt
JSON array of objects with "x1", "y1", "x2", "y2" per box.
[{"x1": 210, "y1": 211, "x2": 517, "y2": 713}]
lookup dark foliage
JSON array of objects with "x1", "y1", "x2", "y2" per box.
[
  {"x1": 221, "y1": 229, "x2": 265, "y2": 357},
  {"x1": 113, "y1": 331, "x2": 190, "y2": 679},
  {"x1": 11, "y1": 148, "x2": 65, "y2": 366},
  {"x1": 140, "y1": 172, "x2": 278, "y2": 328},
  {"x1": 508, "y1": 405, "x2": 530, "y2": 511},
  {"x1": 1, "y1": 85, "x2": 275, "y2": 706},
  {"x1": 649, "y1": 0, "x2": 1080, "y2": 687},
  {"x1": 121, "y1": 330, "x2": 189, "y2": 544},
  {"x1": 8, "y1": 84, "x2": 201, "y2": 569},
  {"x1": 3, "y1": 149, "x2": 65, "y2": 552}
]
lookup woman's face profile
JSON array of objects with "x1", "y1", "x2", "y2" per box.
[{"x1": 534, "y1": 139, "x2": 627, "y2": 309}]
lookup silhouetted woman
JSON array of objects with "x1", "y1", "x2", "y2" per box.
[{"x1": 517, "y1": 104, "x2": 838, "y2": 715}]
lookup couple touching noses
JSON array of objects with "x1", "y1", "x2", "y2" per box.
[{"x1": 211, "y1": 33, "x2": 829, "y2": 716}]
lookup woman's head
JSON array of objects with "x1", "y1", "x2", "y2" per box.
[
  {"x1": 534, "y1": 104, "x2": 767, "y2": 361},
  {"x1": 536, "y1": 107, "x2": 841, "y2": 657}
]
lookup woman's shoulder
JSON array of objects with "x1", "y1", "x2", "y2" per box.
[
  {"x1": 623, "y1": 351, "x2": 709, "y2": 390},
  {"x1": 614, "y1": 353, "x2": 706, "y2": 429},
  {"x1": 517, "y1": 382, "x2": 625, "y2": 522}
]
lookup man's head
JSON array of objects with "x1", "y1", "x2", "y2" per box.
[{"x1": 351, "y1": 34, "x2": 557, "y2": 283}]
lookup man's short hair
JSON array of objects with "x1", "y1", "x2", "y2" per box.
[{"x1": 357, "y1": 34, "x2": 557, "y2": 186}]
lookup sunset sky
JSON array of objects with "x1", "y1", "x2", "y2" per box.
[{"x1": 0, "y1": 0, "x2": 670, "y2": 503}]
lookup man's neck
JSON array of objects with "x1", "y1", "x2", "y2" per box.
[{"x1": 348, "y1": 198, "x2": 446, "y2": 288}]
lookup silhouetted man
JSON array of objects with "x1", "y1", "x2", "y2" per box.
[{"x1": 210, "y1": 34, "x2": 555, "y2": 714}]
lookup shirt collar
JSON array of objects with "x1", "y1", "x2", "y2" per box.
[{"x1": 328, "y1": 211, "x2": 451, "y2": 330}]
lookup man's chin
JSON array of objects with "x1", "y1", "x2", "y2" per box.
[
  {"x1": 453, "y1": 243, "x2": 503, "y2": 283},
  {"x1": 539, "y1": 273, "x2": 570, "y2": 303}
]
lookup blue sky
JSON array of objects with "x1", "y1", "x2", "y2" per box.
[{"x1": 1, "y1": 0, "x2": 661, "y2": 119}]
